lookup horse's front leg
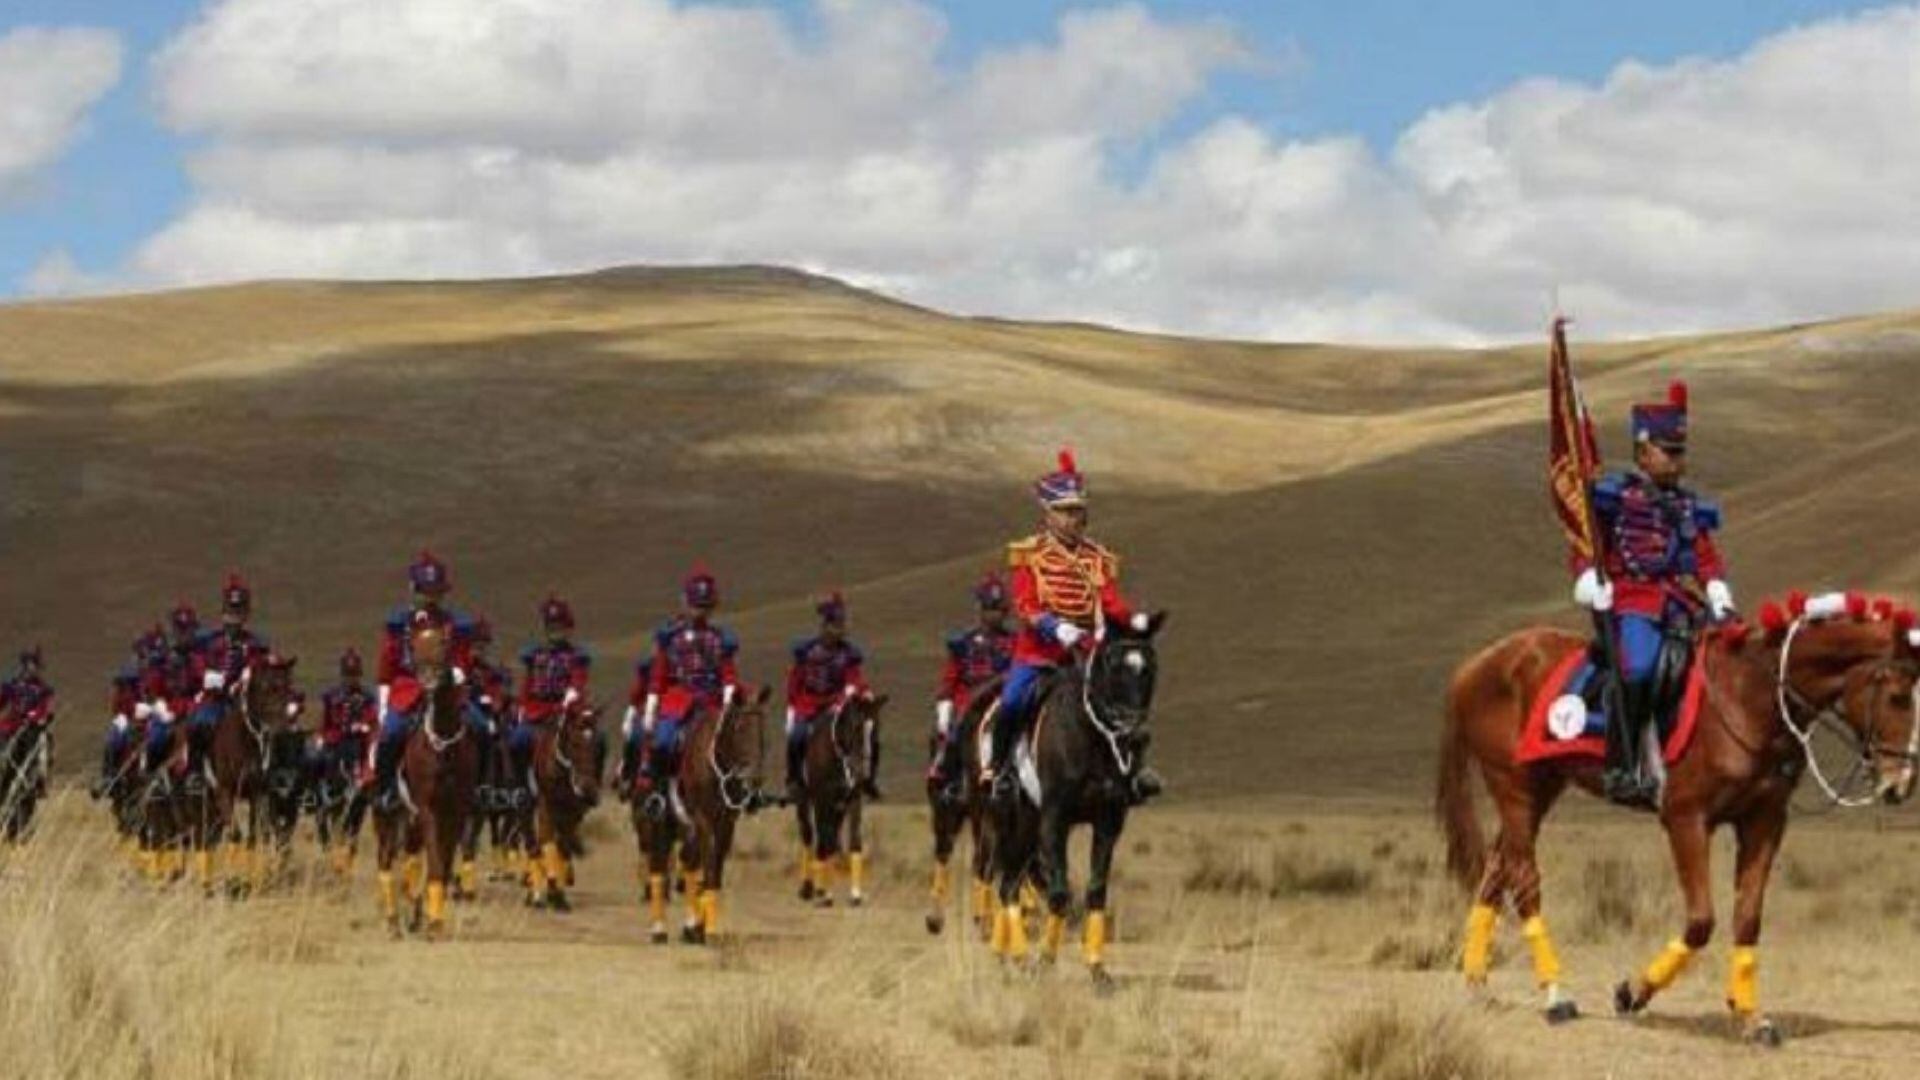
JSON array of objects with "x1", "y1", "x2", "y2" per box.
[
  {"x1": 639, "y1": 817, "x2": 672, "y2": 945},
  {"x1": 927, "y1": 801, "x2": 957, "y2": 935},
  {"x1": 701, "y1": 813, "x2": 736, "y2": 939},
  {"x1": 538, "y1": 802, "x2": 572, "y2": 912},
  {"x1": 1082, "y1": 806, "x2": 1126, "y2": 984},
  {"x1": 1037, "y1": 800, "x2": 1071, "y2": 964},
  {"x1": 1618, "y1": 812, "x2": 1715, "y2": 1015},
  {"x1": 794, "y1": 801, "x2": 819, "y2": 902},
  {"x1": 681, "y1": 825, "x2": 709, "y2": 943},
  {"x1": 1726, "y1": 806, "x2": 1787, "y2": 1046},
  {"x1": 847, "y1": 796, "x2": 867, "y2": 907}
]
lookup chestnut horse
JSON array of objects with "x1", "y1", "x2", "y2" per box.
[
  {"x1": 1436, "y1": 599, "x2": 1920, "y2": 1044},
  {"x1": 631, "y1": 686, "x2": 771, "y2": 945},
  {"x1": 519, "y1": 705, "x2": 604, "y2": 911},
  {"x1": 194, "y1": 654, "x2": 299, "y2": 894},
  {"x1": 372, "y1": 622, "x2": 477, "y2": 938},
  {"x1": 926, "y1": 683, "x2": 999, "y2": 937},
  {"x1": 794, "y1": 693, "x2": 887, "y2": 908},
  {"x1": 989, "y1": 613, "x2": 1167, "y2": 986}
]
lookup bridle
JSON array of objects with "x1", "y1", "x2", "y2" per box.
[
  {"x1": 708, "y1": 700, "x2": 758, "y2": 813},
  {"x1": 1077, "y1": 630, "x2": 1152, "y2": 778},
  {"x1": 1774, "y1": 617, "x2": 1920, "y2": 808}
]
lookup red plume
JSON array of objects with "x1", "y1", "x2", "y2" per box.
[
  {"x1": 1786, "y1": 590, "x2": 1808, "y2": 617},
  {"x1": 1668, "y1": 380, "x2": 1688, "y2": 408},
  {"x1": 1896, "y1": 608, "x2": 1917, "y2": 635},
  {"x1": 1846, "y1": 592, "x2": 1869, "y2": 620},
  {"x1": 1057, "y1": 447, "x2": 1078, "y2": 475},
  {"x1": 1873, "y1": 597, "x2": 1896, "y2": 621},
  {"x1": 1758, "y1": 601, "x2": 1788, "y2": 636}
]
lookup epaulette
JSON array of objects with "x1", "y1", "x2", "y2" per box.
[
  {"x1": 1007, "y1": 535, "x2": 1042, "y2": 569},
  {"x1": 385, "y1": 609, "x2": 410, "y2": 633},
  {"x1": 790, "y1": 636, "x2": 815, "y2": 661},
  {"x1": 1692, "y1": 497, "x2": 1722, "y2": 531},
  {"x1": 716, "y1": 626, "x2": 740, "y2": 654},
  {"x1": 945, "y1": 630, "x2": 971, "y2": 657},
  {"x1": 844, "y1": 641, "x2": 865, "y2": 664},
  {"x1": 519, "y1": 644, "x2": 540, "y2": 666}
]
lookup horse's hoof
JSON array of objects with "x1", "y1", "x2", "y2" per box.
[
  {"x1": 548, "y1": 891, "x2": 573, "y2": 914},
  {"x1": 1612, "y1": 980, "x2": 1644, "y2": 1017},
  {"x1": 1545, "y1": 1000, "x2": 1580, "y2": 1025},
  {"x1": 798, "y1": 882, "x2": 815, "y2": 902},
  {"x1": 650, "y1": 929, "x2": 670, "y2": 946},
  {"x1": 1090, "y1": 965, "x2": 1116, "y2": 995},
  {"x1": 814, "y1": 895, "x2": 834, "y2": 909},
  {"x1": 1746, "y1": 1018, "x2": 1783, "y2": 1048},
  {"x1": 849, "y1": 894, "x2": 864, "y2": 909},
  {"x1": 925, "y1": 912, "x2": 945, "y2": 936},
  {"x1": 681, "y1": 924, "x2": 706, "y2": 946}
]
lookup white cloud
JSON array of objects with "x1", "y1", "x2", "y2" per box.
[
  {"x1": 0, "y1": 26, "x2": 123, "y2": 192},
  {"x1": 123, "y1": 1, "x2": 1920, "y2": 342},
  {"x1": 21, "y1": 248, "x2": 118, "y2": 298}
]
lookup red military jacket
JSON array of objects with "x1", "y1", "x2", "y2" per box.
[
  {"x1": 318, "y1": 683, "x2": 378, "y2": 745},
  {"x1": 937, "y1": 625, "x2": 1014, "y2": 712},
  {"x1": 1008, "y1": 532, "x2": 1135, "y2": 665},
  {"x1": 0, "y1": 676, "x2": 54, "y2": 736},
  {"x1": 786, "y1": 636, "x2": 868, "y2": 716},
  {"x1": 518, "y1": 643, "x2": 590, "y2": 723},
  {"x1": 378, "y1": 606, "x2": 473, "y2": 713}
]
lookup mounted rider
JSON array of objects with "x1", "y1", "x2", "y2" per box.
[
  {"x1": 621, "y1": 567, "x2": 739, "y2": 811},
  {"x1": 784, "y1": 592, "x2": 877, "y2": 801},
  {"x1": 927, "y1": 573, "x2": 1015, "y2": 799},
  {"x1": 986, "y1": 449, "x2": 1161, "y2": 806},
  {"x1": 1570, "y1": 381, "x2": 1734, "y2": 806},
  {"x1": 371, "y1": 551, "x2": 474, "y2": 809},
  {"x1": 188, "y1": 574, "x2": 270, "y2": 776},
  {"x1": 0, "y1": 648, "x2": 56, "y2": 760},
  {"x1": 143, "y1": 604, "x2": 208, "y2": 774},
  {"x1": 466, "y1": 614, "x2": 512, "y2": 808},
  {"x1": 511, "y1": 596, "x2": 592, "y2": 807},
  {"x1": 94, "y1": 629, "x2": 164, "y2": 798},
  {"x1": 308, "y1": 648, "x2": 378, "y2": 799}
]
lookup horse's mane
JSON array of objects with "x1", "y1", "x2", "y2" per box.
[{"x1": 1740, "y1": 590, "x2": 1915, "y2": 648}]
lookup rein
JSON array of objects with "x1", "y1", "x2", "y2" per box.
[
  {"x1": 1077, "y1": 631, "x2": 1144, "y2": 778},
  {"x1": 418, "y1": 675, "x2": 466, "y2": 754},
  {"x1": 1772, "y1": 618, "x2": 1920, "y2": 808},
  {"x1": 708, "y1": 703, "x2": 756, "y2": 813}
]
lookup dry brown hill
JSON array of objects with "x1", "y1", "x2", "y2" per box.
[{"x1": 5, "y1": 266, "x2": 1920, "y2": 799}]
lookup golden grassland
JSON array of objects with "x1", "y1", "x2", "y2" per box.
[{"x1": 3, "y1": 790, "x2": 1917, "y2": 1079}]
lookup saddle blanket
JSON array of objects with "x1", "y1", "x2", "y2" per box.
[{"x1": 1514, "y1": 641, "x2": 1707, "y2": 766}]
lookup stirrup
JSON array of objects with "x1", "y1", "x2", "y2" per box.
[{"x1": 641, "y1": 792, "x2": 668, "y2": 821}]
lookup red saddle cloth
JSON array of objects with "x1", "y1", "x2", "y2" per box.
[{"x1": 1514, "y1": 640, "x2": 1709, "y2": 765}]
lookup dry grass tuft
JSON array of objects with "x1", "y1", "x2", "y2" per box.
[
  {"x1": 665, "y1": 993, "x2": 909, "y2": 1080},
  {"x1": 1314, "y1": 999, "x2": 1510, "y2": 1080},
  {"x1": 1573, "y1": 854, "x2": 1652, "y2": 942},
  {"x1": 1182, "y1": 842, "x2": 1373, "y2": 901}
]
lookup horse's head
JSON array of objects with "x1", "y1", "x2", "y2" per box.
[
  {"x1": 558, "y1": 705, "x2": 604, "y2": 804},
  {"x1": 1087, "y1": 611, "x2": 1167, "y2": 748},
  {"x1": 409, "y1": 619, "x2": 452, "y2": 686},
  {"x1": 1763, "y1": 595, "x2": 1920, "y2": 805},
  {"x1": 719, "y1": 685, "x2": 774, "y2": 806},
  {"x1": 247, "y1": 652, "x2": 299, "y2": 732}
]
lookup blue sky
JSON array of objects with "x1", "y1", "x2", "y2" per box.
[{"x1": 0, "y1": 0, "x2": 1909, "y2": 341}]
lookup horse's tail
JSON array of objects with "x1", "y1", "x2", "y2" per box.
[{"x1": 1435, "y1": 657, "x2": 1487, "y2": 892}]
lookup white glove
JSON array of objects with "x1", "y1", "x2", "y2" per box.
[
  {"x1": 621, "y1": 704, "x2": 638, "y2": 737},
  {"x1": 1129, "y1": 612, "x2": 1151, "y2": 633},
  {"x1": 1055, "y1": 623, "x2": 1087, "y2": 648},
  {"x1": 377, "y1": 684, "x2": 392, "y2": 717},
  {"x1": 842, "y1": 684, "x2": 859, "y2": 700},
  {"x1": 450, "y1": 666, "x2": 467, "y2": 687},
  {"x1": 1706, "y1": 580, "x2": 1736, "y2": 621},
  {"x1": 285, "y1": 702, "x2": 301, "y2": 719},
  {"x1": 935, "y1": 700, "x2": 954, "y2": 737},
  {"x1": 153, "y1": 701, "x2": 174, "y2": 724},
  {"x1": 642, "y1": 693, "x2": 660, "y2": 732},
  {"x1": 203, "y1": 671, "x2": 226, "y2": 691},
  {"x1": 112, "y1": 714, "x2": 130, "y2": 733},
  {"x1": 562, "y1": 687, "x2": 580, "y2": 708},
  {"x1": 133, "y1": 703, "x2": 153, "y2": 722},
  {"x1": 722, "y1": 684, "x2": 737, "y2": 709},
  {"x1": 1572, "y1": 568, "x2": 1614, "y2": 612},
  {"x1": 784, "y1": 707, "x2": 797, "y2": 734}
]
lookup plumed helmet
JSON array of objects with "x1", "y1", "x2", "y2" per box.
[
  {"x1": 18, "y1": 645, "x2": 42, "y2": 669},
  {"x1": 816, "y1": 591, "x2": 848, "y2": 625},
  {"x1": 1630, "y1": 380, "x2": 1689, "y2": 451},
  {"x1": 683, "y1": 565, "x2": 719, "y2": 609},
  {"x1": 974, "y1": 572, "x2": 1009, "y2": 610},
  {"x1": 169, "y1": 602, "x2": 200, "y2": 636},
  {"x1": 222, "y1": 572, "x2": 251, "y2": 614},
  {"x1": 540, "y1": 595, "x2": 574, "y2": 630},
  {"x1": 1034, "y1": 447, "x2": 1088, "y2": 509},
  {"x1": 409, "y1": 550, "x2": 451, "y2": 595},
  {"x1": 339, "y1": 648, "x2": 364, "y2": 678}
]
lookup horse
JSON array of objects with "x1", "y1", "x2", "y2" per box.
[
  {"x1": 989, "y1": 612, "x2": 1168, "y2": 985},
  {"x1": 186, "y1": 654, "x2": 298, "y2": 894},
  {"x1": 926, "y1": 684, "x2": 1000, "y2": 937},
  {"x1": 518, "y1": 705, "x2": 604, "y2": 911},
  {"x1": 1435, "y1": 595, "x2": 1920, "y2": 1044},
  {"x1": 794, "y1": 692, "x2": 888, "y2": 908},
  {"x1": 312, "y1": 733, "x2": 372, "y2": 877},
  {"x1": 631, "y1": 686, "x2": 772, "y2": 945},
  {"x1": 0, "y1": 722, "x2": 53, "y2": 845},
  {"x1": 371, "y1": 621, "x2": 478, "y2": 938}
]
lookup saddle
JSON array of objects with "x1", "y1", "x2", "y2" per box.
[{"x1": 1516, "y1": 631, "x2": 1706, "y2": 766}]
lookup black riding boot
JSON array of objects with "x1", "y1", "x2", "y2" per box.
[
  {"x1": 510, "y1": 738, "x2": 532, "y2": 810},
  {"x1": 785, "y1": 734, "x2": 806, "y2": 800},
  {"x1": 861, "y1": 726, "x2": 883, "y2": 801},
  {"x1": 1604, "y1": 679, "x2": 1659, "y2": 808},
  {"x1": 987, "y1": 706, "x2": 1023, "y2": 806},
  {"x1": 374, "y1": 738, "x2": 400, "y2": 810}
]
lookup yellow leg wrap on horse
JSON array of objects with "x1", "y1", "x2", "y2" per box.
[
  {"x1": 1461, "y1": 903, "x2": 1498, "y2": 982},
  {"x1": 542, "y1": 842, "x2": 565, "y2": 887},
  {"x1": 1643, "y1": 939, "x2": 1695, "y2": 992},
  {"x1": 989, "y1": 906, "x2": 1011, "y2": 956},
  {"x1": 403, "y1": 856, "x2": 423, "y2": 900},
  {"x1": 1520, "y1": 915, "x2": 1562, "y2": 988},
  {"x1": 525, "y1": 851, "x2": 548, "y2": 896},
  {"x1": 1019, "y1": 879, "x2": 1041, "y2": 915},
  {"x1": 140, "y1": 850, "x2": 160, "y2": 880},
  {"x1": 1083, "y1": 911, "x2": 1108, "y2": 968},
  {"x1": 377, "y1": 871, "x2": 398, "y2": 919},
  {"x1": 647, "y1": 873, "x2": 667, "y2": 925},
  {"x1": 683, "y1": 867, "x2": 703, "y2": 922},
  {"x1": 331, "y1": 846, "x2": 353, "y2": 877},
  {"x1": 849, "y1": 853, "x2": 866, "y2": 895},
  {"x1": 1003, "y1": 905, "x2": 1030, "y2": 959},
  {"x1": 798, "y1": 845, "x2": 810, "y2": 881},
  {"x1": 194, "y1": 850, "x2": 214, "y2": 888},
  {"x1": 931, "y1": 863, "x2": 950, "y2": 905},
  {"x1": 458, "y1": 859, "x2": 478, "y2": 895},
  {"x1": 701, "y1": 889, "x2": 721, "y2": 935},
  {"x1": 1727, "y1": 947, "x2": 1759, "y2": 1016},
  {"x1": 1042, "y1": 913, "x2": 1066, "y2": 959},
  {"x1": 425, "y1": 881, "x2": 447, "y2": 926}
]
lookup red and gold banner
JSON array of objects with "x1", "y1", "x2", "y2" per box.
[{"x1": 1547, "y1": 317, "x2": 1603, "y2": 565}]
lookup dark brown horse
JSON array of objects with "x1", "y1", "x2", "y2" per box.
[
  {"x1": 795, "y1": 692, "x2": 887, "y2": 908},
  {"x1": 1436, "y1": 599, "x2": 1920, "y2": 1043},
  {"x1": 195, "y1": 654, "x2": 298, "y2": 895},
  {"x1": 372, "y1": 622, "x2": 477, "y2": 938},
  {"x1": 990, "y1": 614, "x2": 1166, "y2": 985},
  {"x1": 0, "y1": 722, "x2": 52, "y2": 845},
  {"x1": 519, "y1": 705, "x2": 604, "y2": 911},
  {"x1": 926, "y1": 684, "x2": 998, "y2": 937},
  {"x1": 631, "y1": 686, "x2": 771, "y2": 944}
]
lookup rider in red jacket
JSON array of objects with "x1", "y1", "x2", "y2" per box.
[{"x1": 784, "y1": 592, "x2": 874, "y2": 800}]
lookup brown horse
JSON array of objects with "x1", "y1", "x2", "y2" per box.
[
  {"x1": 795, "y1": 692, "x2": 887, "y2": 908},
  {"x1": 519, "y1": 705, "x2": 604, "y2": 911},
  {"x1": 926, "y1": 685, "x2": 998, "y2": 937},
  {"x1": 194, "y1": 654, "x2": 299, "y2": 895},
  {"x1": 1436, "y1": 599, "x2": 1920, "y2": 1043},
  {"x1": 372, "y1": 621, "x2": 478, "y2": 938},
  {"x1": 0, "y1": 722, "x2": 52, "y2": 845},
  {"x1": 631, "y1": 686, "x2": 772, "y2": 945}
]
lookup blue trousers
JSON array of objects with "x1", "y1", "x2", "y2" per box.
[
  {"x1": 144, "y1": 718, "x2": 175, "y2": 761},
  {"x1": 1614, "y1": 613, "x2": 1662, "y2": 685}
]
